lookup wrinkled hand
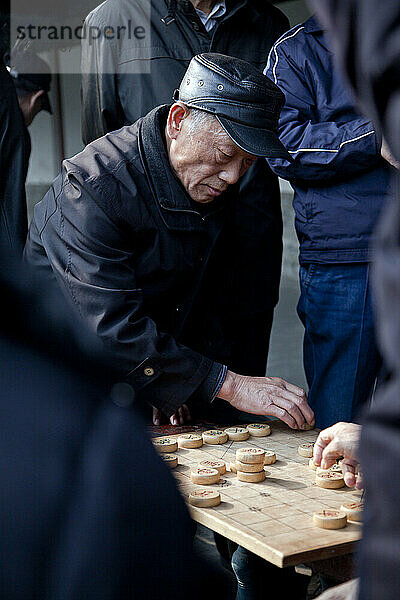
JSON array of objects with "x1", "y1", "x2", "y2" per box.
[
  {"x1": 381, "y1": 138, "x2": 400, "y2": 169},
  {"x1": 313, "y1": 422, "x2": 362, "y2": 488},
  {"x1": 315, "y1": 578, "x2": 359, "y2": 600},
  {"x1": 152, "y1": 404, "x2": 191, "y2": 426},
  {"x1": 218, "y1": 371, "x2": 314, "y2": 430}
]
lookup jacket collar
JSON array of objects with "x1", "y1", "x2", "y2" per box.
[
  {"x1": 138, "y1": 104, "x2": 228, "y2": 231},
  {"x1": 304, "y1": 15, "x2": 324, "y2": 34},
  {"x1": 304, "y1": 15, "x2": 332, "y2": 53}
]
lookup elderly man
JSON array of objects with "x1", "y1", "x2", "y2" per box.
[
  {"x1": 25, "y1": 53, "x2": 314, "y2": 431},
  {"x1": 81, "y1": 0, "x2": 290, "y2": 399}
]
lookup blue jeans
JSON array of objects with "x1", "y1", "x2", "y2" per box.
[
  {"x1": 297, "y1": 263, "x2": 381, "y2": 429},
  {"x1": 231, "y1": 545, "x2": 309, "y2": 600}
]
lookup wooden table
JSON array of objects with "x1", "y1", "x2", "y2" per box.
[{"x1": 151, "y1": 421, "x2": 362, "y2": 568}]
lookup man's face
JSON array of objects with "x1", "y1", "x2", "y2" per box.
[{"x1": 167, "y1": 105, "x2": 257, "y2": 204}]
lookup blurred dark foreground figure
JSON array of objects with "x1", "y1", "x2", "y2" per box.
[
  {"x1": 310, "y1": 2, "x2": 400, "y2": 600},
  {"x1": 0, "y1": 59, "x2": 30, "y2": 254},
  {"x1": 0, "y1": 48, "x2": 53, "y2": 257},
  {"x1": 0, "y1": 252, "x2": 230, "y2": 599}
]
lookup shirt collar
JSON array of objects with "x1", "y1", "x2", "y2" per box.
[{"x1": 195, "y1": 0, "x2": 227, "y2": 32}]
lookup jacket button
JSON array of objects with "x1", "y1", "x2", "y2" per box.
[
  {"x1": 192, "y1": 22, "x2": 200, "y2": 30},
  {"x1": 144, "y1": 367, "x2": 155, "y2": 377}
]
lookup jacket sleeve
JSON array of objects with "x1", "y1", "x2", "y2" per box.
[
  {"x1": 80, "y1": 11, "x2": 125, "y2": 145},
  {"x1": 24, "y1": 172, "x2": 224, "y2": 416},
  {"x1": 264, "y1": 42, "x2": 382, "y2": 182}
]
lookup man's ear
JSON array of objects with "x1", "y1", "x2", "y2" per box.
[
  {"x1": 30, "y1": 89, "x2": 45, "y2": 111},
  {"x1": 166, "y1": 102, "x2": 190, "y2": 140}
]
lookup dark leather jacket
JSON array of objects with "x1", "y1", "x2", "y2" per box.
[
  {"x1": 80, "y1": 0, "x2": 290, "y2": 376},
  {"x1": 24, "y1": 105, "x2": 237, "y2": 416},
  {"x1": 81, "y1": 0, "x2": 289, "y2": 144}
]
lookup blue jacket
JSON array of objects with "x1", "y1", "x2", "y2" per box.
[{"x1": 265, "y1": 16, "x2": 390, "y2": 264}]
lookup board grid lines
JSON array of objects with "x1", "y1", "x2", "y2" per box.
[{"x1": 153, "y1": 421, "x2": 362, "y2": 567}]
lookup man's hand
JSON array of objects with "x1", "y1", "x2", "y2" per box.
[
  {"x1": 315, "y1": 578, "x2": 359, "y2": 600},
  {"x1": 381, "y1": 138, "x2": 400, "y2": 169},
  {"x1": 152, "y1": 404, "x2": 191, "y2": 426},
  {"x1": 313, "y1": 422, "x2": 362, "y2": 488},
  {"x1": 218, "y1": 371, "x2": 314, "y2": 430}
]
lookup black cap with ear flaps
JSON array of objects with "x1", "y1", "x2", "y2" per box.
[{"x1": 174, "y1": 53, "x2": 292, "y2": 160}]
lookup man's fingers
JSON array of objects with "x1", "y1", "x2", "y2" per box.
[
  {"x1": 152, "y1": 406, "x2": 161, "y2": 425},
  {"x1": 172, "y1": 404, "x2": 190, "y2": 425},
  {"x1": 169, "y1": 413, "x2": 179, "y2": 426},
  {"x1": 293, "y1": 396, "x2": 314, "y2": 425},
  {"x1": 270, "y1": 378, "x2": 315, "y2": 424},
  {"x1": 313, "y1": 443, "x2": 323, "y2": 466},
  {"x1": 313, "y1": 427, "x2": 337, "y2": 465},
  {"x1": 281, "y1": 379, "x2": 308, "y2": 397},
  {"x1": 343, "y1": 472, "x2": 356, "y2": 487},
  {"x1": 339, "y1": 458, "x2": 361, "y2": 487},
  {"x1": 355, "y1": 472, "x2": 364, "y2": 490},
  {"x1": 267, "y1": 377, "x2": 308, "y2": 399},
  {"x1": 177, "y1": 407, "x2": 184, "y2": 425},
  {"x1": 274, "y1": 388, "x2": 314, "y2": 426},
  {"x1": 273, "y1": 396, "x2": 305, "y2": 429},
  {"x1": 182, "y1": 403, "x2": 191, "y2": 422},
  {"x1": 341, "y1": 458, "x2": 359, "y2": 470},
  {"x1": 267, "y1": 405, "x2": 298, "y2": 429},
  {"x1": 342, "y1": 462, "x2": 357, "y2": 487},
  {"x1": 320, "y1": 439, "x2": 344, "y2": 468}
]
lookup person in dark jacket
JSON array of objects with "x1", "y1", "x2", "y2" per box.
[
  {"x1": 80, "y1": 0, "x2": 290, "y2": 384},
  {"x1": 0, "y1": 32, "x2": 232, "y2": 597},
  {"x1": 0, "y1": 59, "x2": 30, "y2": 256},
  {"x1": 304, "y1": 2, "x2": 400, "y2": 600},
  {"x1": 265, "y1": 16, "x2": 391, "y2": 429},
  {"x1": 0, "y1": 48, "x2": 53, "y2": 257},
  {"x1": 0, "y1": 251, "x2": 232, "y2": 600},
  {"x1": 24, "y1": 53, "x2": 314, "y2": 431}
]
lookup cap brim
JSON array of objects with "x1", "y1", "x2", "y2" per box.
[{"x1": 217, "y1": 116, "x2": 293, "y2": 161}]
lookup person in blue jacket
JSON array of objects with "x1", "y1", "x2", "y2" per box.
[{"x1": 265, "y1": 15, "x2": 394, "y2": 429}]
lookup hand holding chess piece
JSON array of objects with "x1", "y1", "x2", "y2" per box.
[{"x1": 313, "y1": 422, "x2": 363, "y2": 489}]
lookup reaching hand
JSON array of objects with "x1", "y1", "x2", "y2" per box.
[
  {"x1": 313, "y1": 422, "x2": 362, "y2": 488},
  {"x1": 218, "y1": 371, "x2": 314, "y2": 430},
  {"x1": 152, "y1": 403, "x2": 191, "y2": 426}
]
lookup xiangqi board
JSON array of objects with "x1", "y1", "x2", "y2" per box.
[{"x1": 151, "y1": 421, "x2": 362, "y2": 567}]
